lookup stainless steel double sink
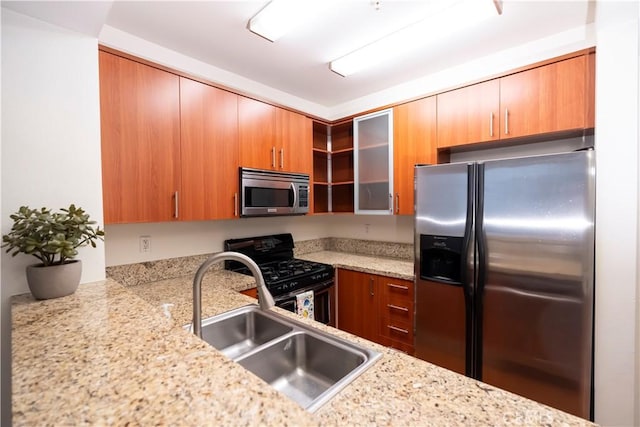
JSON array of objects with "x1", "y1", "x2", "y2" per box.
[{"x1": 185, "y1": 305, "x2": 381, "y2": 412}]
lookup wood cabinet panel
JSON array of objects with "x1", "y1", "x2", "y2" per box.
[
  {"x1": 238, "y1": 97, "x2": 276, "y2": 170},
  {"x1": 337, "y1": 269, "x2": 378, "y2": 342},
  {"x1": 180, "y1": 78, "x2": 239, "y2": 220},
  {"x1": 379, "y1": 277, "x2": 414, "y2": 354},
  {"x1": 436, "y1": 79, "x2": 500, "y2": 149},
  {"x1": 500, "y1": 55, "x2": 589, "y2": 138},
  {"x1": 437, "y1": 53, "x2": 594, "y2": 150},
  {"x1": 276, "y1": 108, "x2": 312, "y2": 174},
  {"x1": 393, "y1": 96, "x2": 437, "y2": 215},
  {"x1": 240, "y1": 287, "x2": 258, "y2": 298},
  {"x1": 338, "y1": 269, "x2": 414, "y2": 353},
  {"x1": 99, "y1": 51, "x2": 181, "y2": 224}
]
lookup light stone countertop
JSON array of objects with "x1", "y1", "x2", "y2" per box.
[{"x1": 12, "y1": 251, "x2": 595, "y2": 426}]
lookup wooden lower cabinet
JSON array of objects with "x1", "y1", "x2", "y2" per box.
[
  {"x1": 378, "y1": 276, "x2": 415, "y2": 355},
  {"x1": 337, "y1": 268, "x2": 414, "y2": 355},
  {"x1": 240, "y1": 287, "x2": 258, "y2": 299},
  {"x1": 336, "y1": 269, "x2": 378, "y2": 343}
]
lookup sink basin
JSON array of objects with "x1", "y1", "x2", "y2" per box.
[
  {"x1": 187, "y1": 305, "x2": 381, "y2": 412},
  {"x1": 186, "y1": 305, "x2": 293, "y2": 359},
  {"x1": 236, "y1": 331, "x2": 372, "y2": 412}
]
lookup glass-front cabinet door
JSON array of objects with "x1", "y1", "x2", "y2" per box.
[{"x1": 354, "y1": 109, "x2": 393, "y2": 214}]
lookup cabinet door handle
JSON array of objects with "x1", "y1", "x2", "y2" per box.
[
  {"x1": 271, "y1": 146, "x2": 276, "y2": 168},
  {"x1": 387, "y1": 283, "x2": 409, "y2": 291},
  {"x1": 173, "y1": 191, "x2": 179, "y2": 219},
  {"x1": 280, "y1": 148, "x2": 284, "y2": 169},
  {"x1": 489, "y1": 112, "x2": 494, "y2": 137},
  {"x1": 387, "y1": 304, "x2": 409, "y2": 312},
  {"x1": 369, "y1": 278, "x2": 374, "y2": 296},
  {"x1": 389, "y1": 193, "x2": 393, "y2": 213},
  {"x1": 504, "y1": 108, "x2": 509, "y2": 135},
  {"x1": 234, "y1": 192, "x2": 238, "y2": 217},
  {"x1": 395, "y1": 193, "x2": 399, "y2": 214},
  {"x1": 388, "y1": 325, "x2": 409, "y2": 334}
]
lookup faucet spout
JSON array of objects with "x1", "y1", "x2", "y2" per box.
[{"x1": 192, "y1": 251, "x2": 275, "y2": 338}]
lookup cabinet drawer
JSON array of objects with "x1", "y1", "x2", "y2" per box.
[
  {"x1": 380, "y1": 316, "x2": 414, "y2": 344},
  {"x1": 382, "y1": 301, "x2": 413, "y2": 324},
  {"x1": 380, "y1": 279, "x2": 413, "y2": 302},
  {"x1": 379, "y1": 336, "x2": 415, "y2": 356}
]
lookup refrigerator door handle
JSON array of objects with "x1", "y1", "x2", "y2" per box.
[
  {"x1": 474, "y1": 162, "x2": 487, "y2": 379},
  {"x1": 460, "y1": 164, "x2": 475, "y2": 294},
  {"x1": 459, "y1": 163, "x2": 476, "y2": 377},
  {"x1": 475, "y1": 163, "x2": 487, "y2": 298}
]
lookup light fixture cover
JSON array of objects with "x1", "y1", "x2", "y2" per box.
[
  {"x1": 249, "y1": 0, "x2": 327, "y2": 42},
  {"x1": 330, "y1": 0, "x2": 503, "y2": 77}
]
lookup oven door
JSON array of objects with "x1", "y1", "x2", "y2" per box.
[{"x1": 275, "y1": 281, "x2": 335, "y2": 326}]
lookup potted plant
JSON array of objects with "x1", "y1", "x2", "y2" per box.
[{"x1": 2, "y1": 204, "x2": 104, "y2": 300}]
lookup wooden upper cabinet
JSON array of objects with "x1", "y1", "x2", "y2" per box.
[
  {"x1": 238, "y1": 98, "x2": 312, "y2": 174},
  {"x1": 500, "y1": 55, "x2": 591, "y2": 138},
  {"x1": 275, "y1": 108, "x2": 313, "y2": 175},
  {"x1": 99, "y1": 51, "x2": 181, "y2": 224},
  {"x1": 179, "y1": 78, "x2": 239, "y2": 221},
  {"x1": 238, "y1": 96, "x2": 276, "y2": 170},
  {"x1": 437, "y1": 53, "x2": 594, "y2": 149},
  {"x1": 436, "y1": 79, "x2": 500, "y2": 149},
  {"x1": 393, "y1": 96, "x2": 437, "y2": 215}
]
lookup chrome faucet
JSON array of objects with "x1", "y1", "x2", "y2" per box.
[{"x1": 192, "y1": 251, "x2": 275, "y2": 338}]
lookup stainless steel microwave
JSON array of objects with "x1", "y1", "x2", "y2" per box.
[{"x1": 239, "y1": 167, "x2": 310, "y2": 217}]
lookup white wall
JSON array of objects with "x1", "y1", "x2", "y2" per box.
[
  {"x1": 105, "y1": 215, "x2": 413, "y2": 266},
  {"x1": 593, "y1": 2, "x2": 640, "y2": 426},
  {"x1": 1, "y1": 9, "x2": 106, "y2": 424},
  {"x1": 106, "y1": 215, "x2": 329, "y2": 265}
]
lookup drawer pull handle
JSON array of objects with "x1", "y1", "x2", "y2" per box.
[
  {"x1": 388, "y1": 325, "x2": 409, "y2": 334},
  {"x1": 387, "y1": 304, "x2": 409, "y2": 312},
  {"x1": 387, "y1": 283, "x2": 409, "y2": 291}
]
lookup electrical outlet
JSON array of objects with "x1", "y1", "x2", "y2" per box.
[
  {"x1": 139, "y1": 236, "x2": 151, "y2": 253},
  {"x1": 365, "y1": 224, "x2": 370, "y2": 234}
]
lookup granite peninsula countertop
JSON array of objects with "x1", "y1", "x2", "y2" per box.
[{"x1": 12, "y1": 251, "x2": 595, "y2": 426}]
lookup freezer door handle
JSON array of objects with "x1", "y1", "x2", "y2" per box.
[{"x1": 475, "y1": 163, "x2": 487, "y2": 298}]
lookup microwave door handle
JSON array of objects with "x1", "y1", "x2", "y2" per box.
[{"x1": 290, "y1": 182, "x2": 297, "y2": 208}]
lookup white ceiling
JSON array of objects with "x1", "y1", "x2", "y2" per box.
[{"x1": 3, "y1": 0, "x2": 595, "y2": 109}]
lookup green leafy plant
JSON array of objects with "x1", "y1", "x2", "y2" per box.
[{"x1": 2, "y1": 204, "x2": 104, "y2": 266}]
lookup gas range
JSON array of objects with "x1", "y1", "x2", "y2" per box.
[{"x1": 224, "y1": 234, "x2": 334, "y2": 298}]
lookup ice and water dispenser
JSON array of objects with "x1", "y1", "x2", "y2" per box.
[{"x1": 419, "y1": 235, "x2": 464, "y2": 285}]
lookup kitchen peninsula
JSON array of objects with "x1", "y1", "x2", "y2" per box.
[{"x1": 12, "y1": 250, "x2": 594, "y2": 426}]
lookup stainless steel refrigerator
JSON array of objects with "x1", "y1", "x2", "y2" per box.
[{"x1": 414, "y1": 150, "x2": 595, "y2": 420}]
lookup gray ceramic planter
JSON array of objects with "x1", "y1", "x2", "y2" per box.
[{"x1": 26, "y1": 260, "x2": 82, "y2": 300}]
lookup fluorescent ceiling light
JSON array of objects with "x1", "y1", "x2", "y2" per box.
[
  {"x1": 249, "y1": 0, "x2": 327, "y2": 42},
  {"x1": 330, "y1": 0, "x2": 503, "y2": 77}
]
